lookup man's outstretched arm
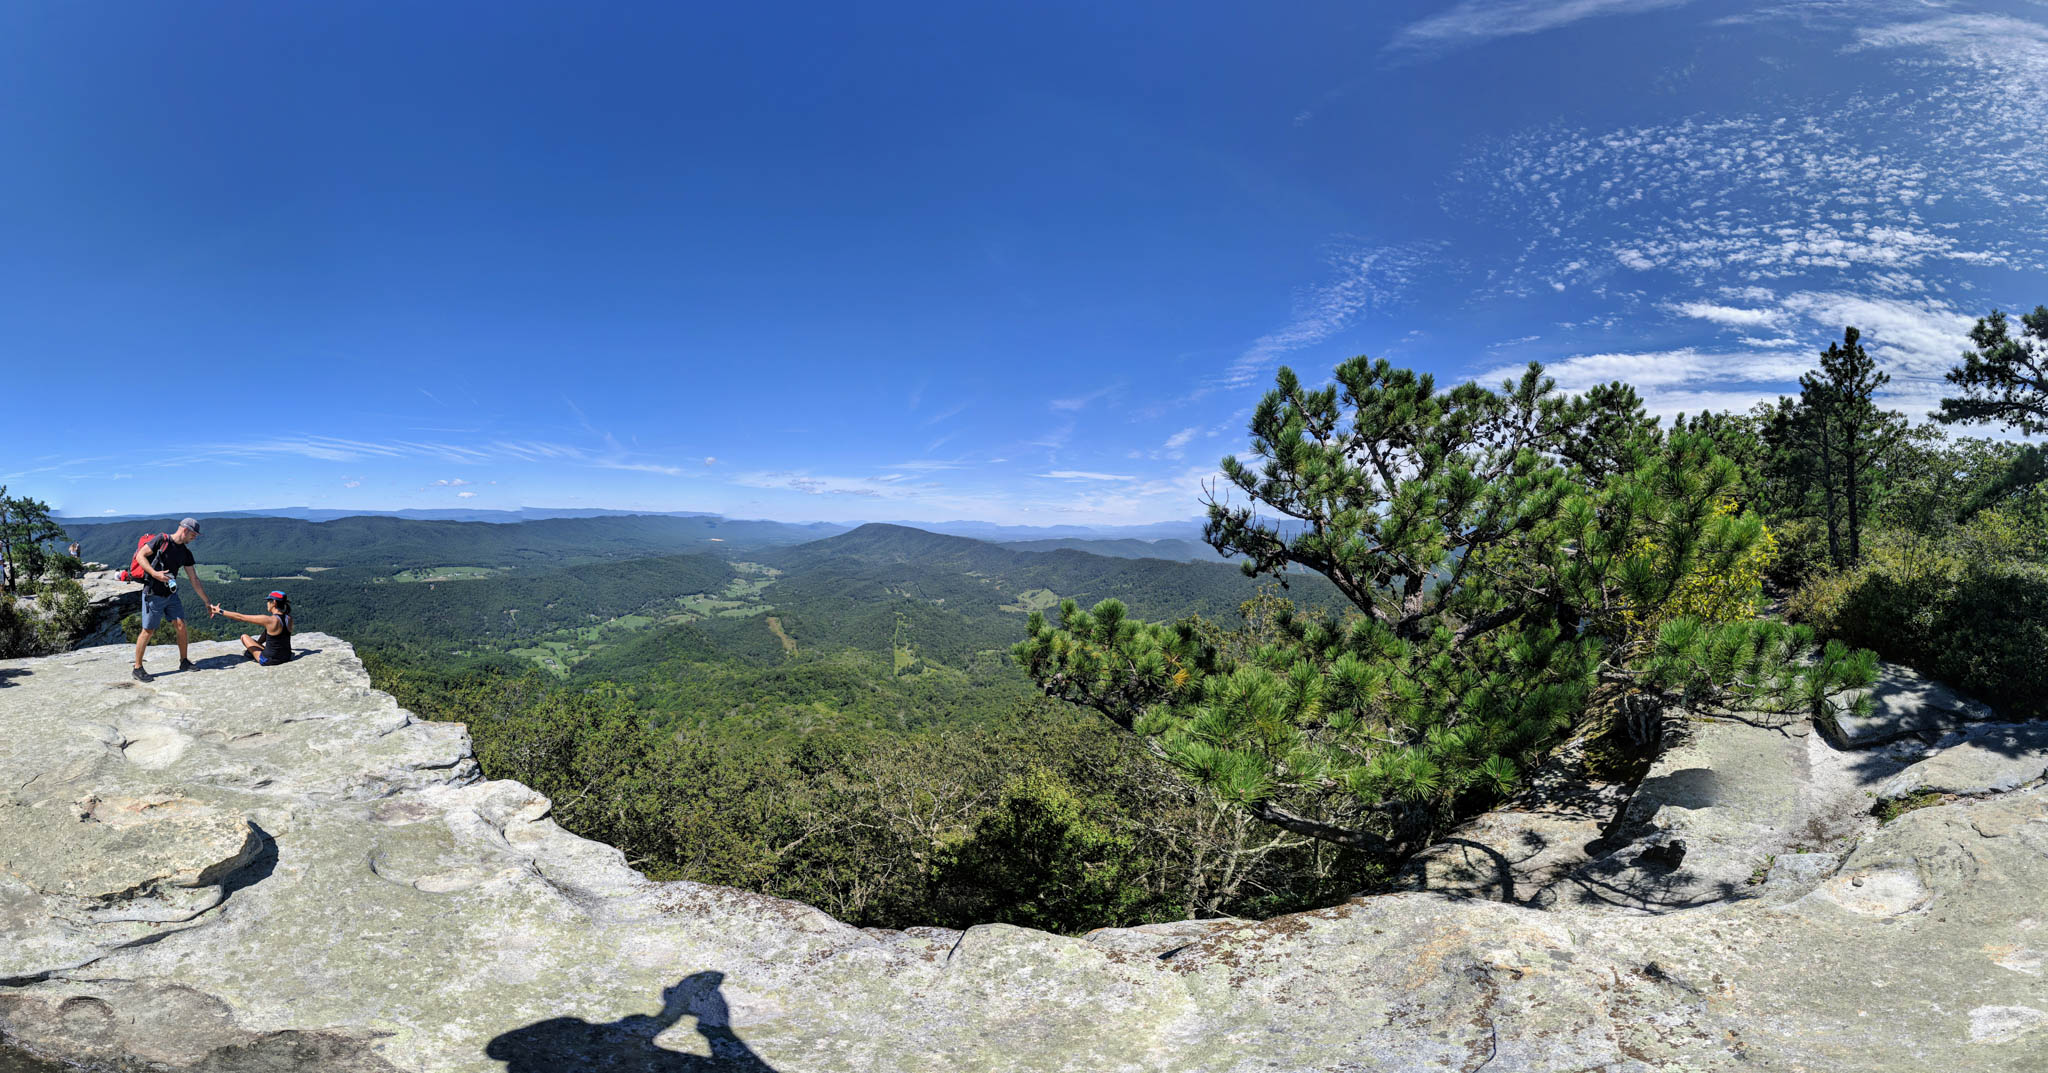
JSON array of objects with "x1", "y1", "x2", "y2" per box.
[{"x1": 185, "y1": 566, "x2": 214, "y2": 614}]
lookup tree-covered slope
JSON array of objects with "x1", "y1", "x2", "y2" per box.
[{"x1": 67, "y1": 513, "x2": 841, "y2": 575}]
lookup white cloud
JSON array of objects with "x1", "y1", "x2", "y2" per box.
[
  {"x1": 1050, "y1": 386, "x2": 1116, "y2": 412},
  {"x1": 1519, "y1": 289, "x2": 1980, "y2": 422},
  {"x1": 456, "y1": 491, "x2": 477, "y2": 499},
  {"x1": 703, "y1": 457, "x2": 717, "y2": 466},
  {"x1": 432, "y1": 478, "x2": 472, "y2": 487},
  {"x1": 1224, "y1": 244, "x2": 1433, "y2": 389},
  {"x1": 1163, "y1": 427, "x2": 1199, "y2": 450},
  {"x1": 1390, "y1": 0, "x2": 1695, "y2": 54},
  {"x1": 1671, "y1": 301, "x2": 1778, "y2": 327},
  {"x1": 1480, "y1": 347, "x2": 1809, "y2": 394},
  {"x1": 342, "y1": 480, "x2": 361, "y2": 488},
  {"x1": 1036, "y1": 471, "x2": 1136, "y2": 481}
]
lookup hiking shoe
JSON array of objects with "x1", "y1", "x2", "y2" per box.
[
  {"x1": 132, "y1": 667, "x2": 153, "y2": 683},
  {"x1": 179, "y1": 659, "x2": 197, "y2": 673}
]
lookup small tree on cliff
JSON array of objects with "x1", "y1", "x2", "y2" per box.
[
  {"x1": 0, "y1": 488, "x2": 68, "y2": 593},
  {"x1": 1015, "y1": 357, "x2": 1872, "y2": 858},
  {"x1": 1940, "y1": 306, "x2": 2048, "y2": 436}
]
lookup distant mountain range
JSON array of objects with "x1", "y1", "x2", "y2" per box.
[
  {"x1": 55, "y1": 507, "x2": 1222, "y2": 555},
  {"x1": 58, "y1": 506, "x2": 726, "y2": 525}
]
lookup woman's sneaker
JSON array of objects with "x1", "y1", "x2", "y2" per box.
[
  {"x1": 179, "y1": 659, "x2": 197, "y2": 672},
  {"x1": 132, "y1": 667, "x2": 153, "y2": 682}
]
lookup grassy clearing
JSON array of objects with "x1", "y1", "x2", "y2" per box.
[
  {"x1": 766, "y1": 616, "x2": 797, "y2": 654},
  {"x1": 392, "y1": 566, "x2": 508, "y2": 583},
  {"x1": 195, "y1": 564, "x2": 242, "y2": 583},
  {"x1": 999, "y1": 588, "x2": 1059, "y2": 614}
]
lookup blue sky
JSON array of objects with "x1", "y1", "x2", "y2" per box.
[{"x1": 5, "y1": 1, "x2": 2044, "y2": 525}]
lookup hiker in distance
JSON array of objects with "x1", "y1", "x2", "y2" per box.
[
  {"x1": 212, "y1": 590, "x2": 293, "y2": 666},
  {"x1": 131, "y1": 518, "x2": 216, "y2": 682}
]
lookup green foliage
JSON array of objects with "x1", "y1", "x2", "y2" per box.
[
  {"x1": 1780, "y1": 327, "x2": 1909, "y2": 568},
  {"x1": 933, "y1": 766, "x2": 1163, "y2": 932},
  {"x1": 1789, "y1": 513, "x2": 2048, "y2": 718},
  {"x1": 1020, "y1": 358, "x2": 1869, "y2": 859},
  {"x1": 0, "y1": 488, "x2": 68, "y2": 594},
  {"x1": 0, "y1": 578, "x2": 90, "y2": 658},
  {"x1": 367, "y1": 654, "x2": 1372, "y2": 932},
  {"x1": 1872, "y1": 790, "x2": 1944, "y2": 825},
  {"x1": 1939, "y1": 305, "x2": 2048, "y2": 435}
]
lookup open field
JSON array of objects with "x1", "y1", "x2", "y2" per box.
[
  {"x1": 505, "y1": 571, "x2": 783, "y2": 674},
  {"x1": 392, "y1": 566, "x2": 509, "y2": 583},
  {"x1": 998, "y1": 587, "x2": 1059, "y2": 613}
]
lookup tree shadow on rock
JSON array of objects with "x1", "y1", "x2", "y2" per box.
[{"x1": 485, "y1": 973, "x2": 776, "y2": 1072}]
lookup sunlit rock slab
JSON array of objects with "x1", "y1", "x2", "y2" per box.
[{"x1": 1, "y1": 638, "x2": 2044, "y2": 1072}]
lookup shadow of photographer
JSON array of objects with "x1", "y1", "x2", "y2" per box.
[{"x1": 485, "y1": 972, "x2": 775, "y2": 1072}]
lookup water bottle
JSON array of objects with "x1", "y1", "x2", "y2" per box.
[{"x1": 167, "y1": 577, "x2": 177, "y2": 591}]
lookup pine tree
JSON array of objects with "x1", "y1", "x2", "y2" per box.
[
  {"x1": 1016, "y1": 357, "x2": 1872, "y2": 858},
  {"x1": 0, "y1": 488, "x2": 68, "y2": 593},
  {"x1": 1795, "y1": 327, "x2": 1905, "y2": 568},
  {"x1": 1940, "y1": 306, "x2": 2048, "y2": 435}
]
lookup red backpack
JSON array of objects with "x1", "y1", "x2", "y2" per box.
[{"x1": 118, "y1": 533, "x2": 165, "y2": 583}]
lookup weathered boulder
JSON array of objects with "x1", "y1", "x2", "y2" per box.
[
  {"x1": 1825, "y1": 662, "x2": 2001, "y2": 746},
  {"x1": 1878, "y1": 721, "x2": 2048, "y2": 800},
  {"x1": 2, "y1": 638, "x2": 2045, "y2": 1071}
]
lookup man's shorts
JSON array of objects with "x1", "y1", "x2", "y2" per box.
[{"x1": 140, "y1": 591, "x2": 185, "y2": 631}]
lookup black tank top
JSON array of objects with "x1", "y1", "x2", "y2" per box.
[{"x1": 263, "y1": 613, "x2": 293, "y2": 663}]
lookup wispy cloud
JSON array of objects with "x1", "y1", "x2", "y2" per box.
[
  {"x1": 1223, "y1": 244, "x2": 1434, "y2": 390},
  {"x1": 1390, "y1": 0, "x2": 1695, "y2": 55},
  {"x1": 131, "y1": 434, "x2": 699, "y2": 481},
  {"x1": 922, "y1": 402, "x2": 970, "y2": 426},
  {"x1": 1035, "y1": 470, "x2": 1135, "y2": 481},
  {"x1": 1050, "y1": 385, "x2": 1116, "y2": 412}
]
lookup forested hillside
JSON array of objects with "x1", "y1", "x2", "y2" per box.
[{"x1": 67, "y1": 513, "x2": 843, "y2": 575}]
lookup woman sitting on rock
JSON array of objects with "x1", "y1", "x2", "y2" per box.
[{"x1": 210, "y1": 591, "x2": 294, "y2": 665}]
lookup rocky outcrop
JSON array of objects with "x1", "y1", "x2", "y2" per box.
[
  {"x1": 4, "y1": 638, "x2": 2047, "y2": 1072},
  {"x1": 72, "y1": 570, "x2": 138, "y2": 648}
]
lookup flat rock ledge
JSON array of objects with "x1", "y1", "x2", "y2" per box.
[{"x1": 4, "y1": 638, "x2": 2047, "y2": 1072}]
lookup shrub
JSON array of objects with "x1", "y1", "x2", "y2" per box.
[
  {"x1": 1790, "y1": 522, "x2": 2048, "y2": 718},
  {"x1": 0, "y1": 578, "x2": 90, "y2": 658},
  {"x1": 1765, "y1": 517, "x2": 1832, "y2": 588}
]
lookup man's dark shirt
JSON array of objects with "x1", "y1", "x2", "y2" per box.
[{"x1": 141, "y1": 537, "x2": 194, "y2": 598}]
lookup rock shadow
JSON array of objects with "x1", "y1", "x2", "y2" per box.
[
  {"x1": 221, "y1": 821, "x2": 279, "y2": 899},
  {"x1": 486, "y1": 973, "x2": 776, "y2": 1072},
  {"x1": 0, "y1": 666, "x2": 27, "y2": 689}
]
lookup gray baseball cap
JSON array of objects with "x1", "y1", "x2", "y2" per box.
[{"x1": 179, "y1": 517, "x2": 202, "y2": 535}]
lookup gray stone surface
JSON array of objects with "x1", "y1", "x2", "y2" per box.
[
  {"x1": 1879, "y1": 721, "x2": 2048, "y2": 800},
  {"x1": 3, "y1": 638, "x2": 2047, "y2": 1071},
  {"x1": 69, "y1": 570, "x2": 138, "y2": 648},
  {"x1": 1826, "y1": 662, "x2": 2001, "y2": 745}
]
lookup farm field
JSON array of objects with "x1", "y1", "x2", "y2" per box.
[
  {"x1": 391, "y1": 566, "x2": 509, "y2": 583},
  {"x1": 509, "y1": 564, "x2": 780, "y2": 675}
]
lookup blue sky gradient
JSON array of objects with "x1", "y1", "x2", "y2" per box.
[{"x1": 6, "y1": 1, "x2": 2045, "y2": 524}]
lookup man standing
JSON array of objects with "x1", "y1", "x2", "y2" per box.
[{"x1": 133, "y1": 518, "x2": 215, "y2": 682}]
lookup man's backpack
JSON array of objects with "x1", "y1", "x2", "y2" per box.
[{"x1": 118, "y1": 533, "x2": 165, "y2": 584}]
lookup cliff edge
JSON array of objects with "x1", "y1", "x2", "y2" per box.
[{"x1": 2, "y1": 637, "x2": 2045, "y2": 1071}]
